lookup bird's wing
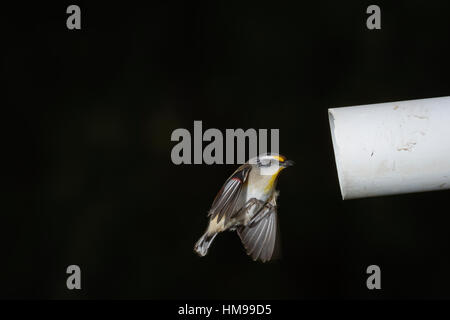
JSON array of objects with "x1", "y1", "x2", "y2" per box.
[
  {"x1": 208, "y1": 164, "x2": 251, "y2": 223},
  {"x1": 238, "y1": 206, "x2": 278, "y2": 263}
]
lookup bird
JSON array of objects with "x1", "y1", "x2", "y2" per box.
[{"x1": 194, "y1": 153, "x2": 294, "y2": 262}]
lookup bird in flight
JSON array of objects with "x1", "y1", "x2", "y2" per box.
[{"x1": 194, "y1": 153, "x2": 294, "y2": 262}]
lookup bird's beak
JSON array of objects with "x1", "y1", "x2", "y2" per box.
[{"x1": 282, "y1": 159, "x2": 295, "y2": 167}]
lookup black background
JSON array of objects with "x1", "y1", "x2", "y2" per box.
[{"x1": 3, "y1": 1, "x2": 450, "y2": 299}]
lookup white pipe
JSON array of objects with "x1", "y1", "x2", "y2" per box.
[{"x1": 328, "y1": 96, "x2": 450, "y2": 200}]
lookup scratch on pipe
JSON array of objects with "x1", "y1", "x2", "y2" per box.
[{"x1": 397, "y1": 141, "x2": 417, "y2": 152}]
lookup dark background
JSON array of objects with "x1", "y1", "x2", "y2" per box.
[{"x1": 3, "y1": 1, "x2": 450, "y2": 299}]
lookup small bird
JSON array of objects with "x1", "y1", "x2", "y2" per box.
[{"x1": 194, "y1": 153, "x2": 294, "y2": 262}]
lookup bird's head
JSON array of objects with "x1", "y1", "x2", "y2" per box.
[{"x1": 248, "y1": 153, "x2": 294, "y2": 176}]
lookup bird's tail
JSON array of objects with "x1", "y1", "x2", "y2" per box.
[{"x1": 194, "y1": 232, "x2": 217, "y2": 257}]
